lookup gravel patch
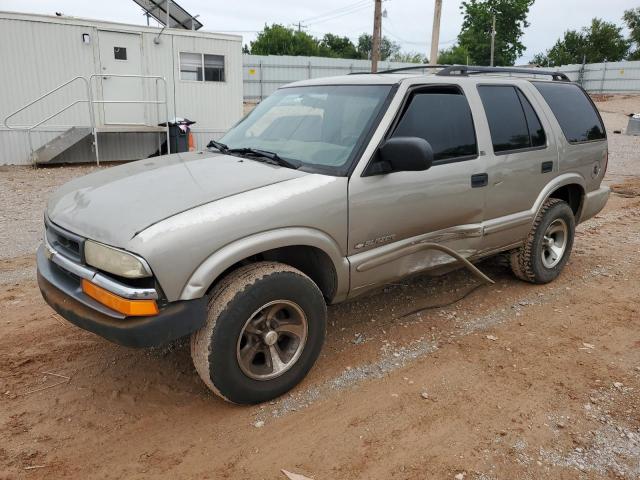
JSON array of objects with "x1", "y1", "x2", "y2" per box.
[
  {"x1": 595, "y1": 95, "x2": 640, "y2": 183},
  {"x1": 539, "y1": 384, "x2": 640, "y2": 478},
  {"x1": 0, "y1": 165, "x2": 99, "y2": 261}
]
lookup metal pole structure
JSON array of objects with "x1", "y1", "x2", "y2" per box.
[
  {"x1": 259, "y1": 60, "x2": 263, "y2": 101},
  {"x1": 166, "y1": 0, "x2": 170, "y2": 28},
  {"x1": 371, "y1": 0, "x2": 382, "y2": 73},
  {"x1": 429, "y1": 0, "x2": 442, "y2": 65},
  {"x1": 490, "y1": 14, "x2": 496, "y2": 66},
  {"x1": 601, "y1": 61, "x2": 607, "y2": 94}
]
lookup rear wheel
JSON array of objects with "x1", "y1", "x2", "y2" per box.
[
  {"x1": 191, "y1": 262, "x2": 327, "y2": 404},
  {"x1": 511, "y1": 198, "x2": 575, "y2": 284}
]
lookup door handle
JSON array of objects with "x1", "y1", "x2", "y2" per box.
[
  {"x1": 471, "y1": 173, "x2": 488, "y2": 188},
  {"x1": 541, "y1": 161, "x2": 553, "y2": 173}
]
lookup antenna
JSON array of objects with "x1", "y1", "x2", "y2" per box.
[{"x1": 132, "y1": 0, "x2": 203, "y2": 30}]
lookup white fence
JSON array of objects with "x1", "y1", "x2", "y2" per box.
[
  {"x1": 243, "y1": 54, "x2": 415, "y2": 102},
  {"x1": 242, "y1": 56, "x2": 640, "y2": 100},
  {"x1": 556, "y1": 61, "x2": 640, "y2": 93}
]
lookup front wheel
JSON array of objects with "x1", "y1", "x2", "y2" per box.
[
  {"x1": 191, "y1": 262, "x2": 327, "y2": 404},
  {"x1": 510, "y1": 198, "x2": 576, "y2": 284}
]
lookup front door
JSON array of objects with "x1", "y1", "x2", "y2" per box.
[
  {"x1": 348, "y1": 84, "x2": 487, "y2": 294},
  {"x1": 97, "y1": 30, "x2": 145, "y2": 125}
]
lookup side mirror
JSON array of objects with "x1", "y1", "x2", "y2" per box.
[{"x1": 366, "y1": 137, "x2": 434, "y2": 176}]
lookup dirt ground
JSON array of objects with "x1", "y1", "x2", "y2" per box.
[{"x1": 1, "y1": 96, "x2": 640, "y2": 480}]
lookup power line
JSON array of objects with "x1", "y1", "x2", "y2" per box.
[
  {"x1": 304, "y1": 2, "x2": 373, "y2": 26},
  {"x1": 300, "y1": 0, "x2": 370, "y2": 24}
]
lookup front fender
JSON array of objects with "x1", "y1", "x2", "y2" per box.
[{"x1": 180, "y1": 227, "x2": 350, "y2": 302}]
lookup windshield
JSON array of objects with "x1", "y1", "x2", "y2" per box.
[{"x1": 219, "y1": 85, "x2": 392, "y2": 175}]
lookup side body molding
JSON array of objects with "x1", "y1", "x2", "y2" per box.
[{"x1": 180, "y1": 227, "x2": 350, "y2": 302}]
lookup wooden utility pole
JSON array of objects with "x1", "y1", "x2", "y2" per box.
[
  {"x1": 489, "y1": 14, "x2": 496, "y2": 66},
  {"x1": 371, "y1": 0, "x2": 382, "y2": 72},
  {"x1": 429, "y1": 0, "x2": 442, "y2": 65}
]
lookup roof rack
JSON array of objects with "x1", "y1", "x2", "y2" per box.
[
  {"x1": 349, "y1": 64, "x2": 450, "y2": 75},
  {"x1": 378, "y1": 64, "x2": 451, "y2": 74},
  {"x1": 436, "y1": 65, "x2": 570, "y2": 82}
]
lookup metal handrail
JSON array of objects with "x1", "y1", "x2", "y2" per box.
[
  {"x1": 3, "y1": 76, "x2": 92, "y2": 166},
  {"x1": 3, "y1": 74, "x2": 170, "y2": 166},
  {"x1": 88, "y1": 74, "x2": 170, "y2": 166}
]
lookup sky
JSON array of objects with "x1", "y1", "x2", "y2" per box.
[{"x1": 0, "y1": 0, "x2": 636, "y2": 63}]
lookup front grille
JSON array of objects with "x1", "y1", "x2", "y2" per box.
[{"x1": 45, "y1": 218, "x2": 84, "y2": 263}]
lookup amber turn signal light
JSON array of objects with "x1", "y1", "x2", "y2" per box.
[{"x1": 81, "y1": 279, "x2": 159, "y2": 317}]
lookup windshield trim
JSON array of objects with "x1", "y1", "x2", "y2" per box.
[{"x1": 224, "y1": 84, "x2": 398, "y2": 177}]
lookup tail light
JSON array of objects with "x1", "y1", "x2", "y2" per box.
[{"x1": 188, "y1": 132, "x2": 196, "y2": 151}]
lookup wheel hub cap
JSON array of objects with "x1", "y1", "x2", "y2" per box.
[
  {"x1": 541, "y1": 218, "x2": 568, "y2": 269},
  {"x1": 236, "y1": 300, "x2": 308, "y2": 381},
  {"x1": 263, "y1": 330, "x2": 278, "y2": 346}
]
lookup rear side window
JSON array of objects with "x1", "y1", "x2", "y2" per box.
[
  {"x1": 478, "y1": 85, "x2": 546, "y2": 154},
  {"x1": 517, "y1": 90, "x2": 546, "y2": 147},
  {"x1": 392, "y1": 87, "x2": 477, "y2": 163},
  {"x1": 533, "y1": 82, "x2": 605, "y2": 143}
]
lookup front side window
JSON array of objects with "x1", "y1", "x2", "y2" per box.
[
  {"x1": 180, "y1": 52, "x2": 225, "y2": 82},
  {"x1": 392, "y1": 86, "x2": 478, "y2": 163},
  {"x1": 478, "y1": 85, "x2": 546, "y2": 154},
  {"x1": 219, "y1": 85, "x2": 392, "y2": 175},
  {"x1": 533, "y1": 82, "x2": 605, "y2": 143}
]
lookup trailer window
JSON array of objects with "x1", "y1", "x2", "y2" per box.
[
  {"x1": 204, "y1": 54, "x2": 225, "y2": 82},
  {"x1": 180, "y1": 52, "x2": 225, "y2": 82},
  {"x1": 113, "y1": 47, "x2": 127, "y2": 61}
]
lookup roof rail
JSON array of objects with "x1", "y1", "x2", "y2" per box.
[
  {"x1": 436, "y1": 65, "x2": 570, "y2": 82},
  {"x1": 349, "y1": 64, "x2": 451, "y2": 75},
  {"x1": 378, "y1": 64, "x2": 451, "y2": 74}
]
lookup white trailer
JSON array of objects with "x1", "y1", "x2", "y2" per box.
[{"x1": 0, "y1": 11, "x2": 243, "y2": 165}]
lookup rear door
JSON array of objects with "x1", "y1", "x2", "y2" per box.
[
  {"x1": 348, "y1": 84, "x2": 487, "y2": 294},
  {"x1": 478, "y1": 83, "x2": 558, "y2": 249}
]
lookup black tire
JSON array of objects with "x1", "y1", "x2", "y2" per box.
[
  {"x1": 510, "y1": 198, "x2": 575, "y2": 284},
  {"x1": 191, "y1": 261, "x2": 327, "y2": 404}
]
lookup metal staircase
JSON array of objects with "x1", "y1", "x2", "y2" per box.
[
  {"x1": 3, "y1": 74, "x2": 170, "y2": 166},
  {"x1": 32, "y1": 126, "x2": 93, "y2": 164}
]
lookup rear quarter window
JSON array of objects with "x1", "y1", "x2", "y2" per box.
[{"x1": 532, "y1": 82, "x2": 606, "y2": 144}]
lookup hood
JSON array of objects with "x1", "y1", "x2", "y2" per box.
[{"x1": 47, "y1": 151, "x2": 308, "y2": 247}]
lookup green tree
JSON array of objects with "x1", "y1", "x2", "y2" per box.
[
  {"x1": 532, "y1": 19, "x2": 629, "y2": 67},
  {"x1": 390, "y1": 52, "x2": 427, "y2": 63},
  {"x1": 356, "y1": 33, "x2": 401, "y2": 60},
  {"x1": 318, "y1": 34, "x2": 359, "y2": 59},
  {"x1": 457, "y1": 0, "x2": 534, "y2": 66},
  {"x1": 437, "y1": 44, "x2": 470, "y2": 64},
  {"x1": 623, "y1": 8, "x2": 640, "y2": 60},
  {"x1": 250, "y1": 24, "x2": 319, "y2": 56}
]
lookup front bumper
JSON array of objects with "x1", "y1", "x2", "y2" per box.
[{"x1": 37, "y1": 245, "x2": 207, "y2": 347}]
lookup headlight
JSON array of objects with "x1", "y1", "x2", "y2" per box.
[{"x1": 84, "y1": 240, "x2": 152, "y2": 279}]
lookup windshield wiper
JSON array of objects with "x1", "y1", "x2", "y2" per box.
[
  {"x1": 227, "y1": 147, "x2": 300, "y2": 169},
  {"x1": 206, "y1": 139, "x2": 229, "y2": 152}
]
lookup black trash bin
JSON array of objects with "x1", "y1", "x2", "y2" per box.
[{"x1": 153, "y1": 119, "x2": 196, "y2": 156}]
